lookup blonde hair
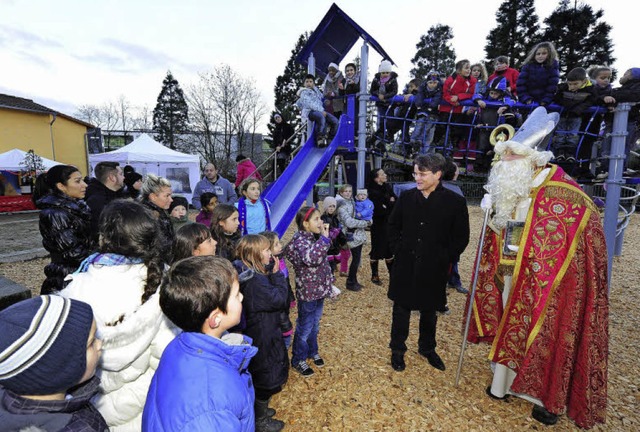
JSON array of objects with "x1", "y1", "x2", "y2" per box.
[
  {"x1": 140, "y1": 174, "x2": 171, "y2": 201},
  {"x1": 522, "y1": 42, "x2": 559, "y2": 67},
  {"x1": 236, "y1": 234, "x2": 270, "y2": 274},
  {"x1": 471, "y1": 63, "x2": 488, "y2": 83}
]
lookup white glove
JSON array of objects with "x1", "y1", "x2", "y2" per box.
[{"x1": 480, "y1": 193, "x2": 493, "y2": 211}]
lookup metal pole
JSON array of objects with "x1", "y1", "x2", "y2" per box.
[
  {"x1": 455, "y1": 208, "x2": 491, "y2": 387},
  {"x1": 603, "y1": 103, "x2": 630, "y2": 291},
  {"x1": 357, "y1": 42, "x2": 369, "y2": 189}
]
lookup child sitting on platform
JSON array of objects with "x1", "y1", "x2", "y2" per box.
[{"x1": 296, "y1": 74, "x2": 338, "y2": 148}]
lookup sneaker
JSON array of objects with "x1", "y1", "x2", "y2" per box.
[
  {"x1": 311, "y1": 354, "x2": 325, "y2": 367},
  {"x1": 451, "y1": 285, "x2": 469, "y2": 294},
  {"x1": 554, "y1": 154, "x2": 565, "y2": 162},
  {"x1": 292, "y1": 361, "x2": 314, "y2": 377},
  {"x1": 595, "y1": 171, "x2": 609, "y2": 180},
  {"x1": 565, "y1": 155, "x2": 576, "y2": 163}
]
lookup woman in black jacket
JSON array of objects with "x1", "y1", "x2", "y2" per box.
[
  {"x1": 140, "y1": 174, "x2": 175, "y2": 263},
  {"x1": 272, "y1": 113, "x2": 295, "y2": 177},
  {"x1": 32, "y1": 165, "x2": 96, "y2": 294},
  {"x1": 367, "y1": 168, "x2": 396, "y2": 285}
]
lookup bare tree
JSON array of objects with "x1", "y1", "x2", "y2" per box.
[
  {"x1": 75, "y1": 104, "x2": 103, "y2": 128},
  {"x1": 100, "y1": 101, "x2": 119, "y2": 150},
  {"x1": 131, "y1": 105, "x2": 153, "y2": 131},
  {"x1": 117, "y1": 95, "x2": 132, "y2": 143},
  {"x1": 186, "y1": 64, "x2": 266, "y2": 176}
]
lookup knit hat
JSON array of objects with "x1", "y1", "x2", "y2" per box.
[
  {"x1": 322, "y1": 196, "x2": 337, "y2": 212},
  {"x1": 124, "y1": 171, "x2": 143, "y2": 189},
  {"x1": 328, "y1": 62, "x2": 339, "y2": 71},
  {"x1": 356, "y1": 189, "x2": 368, "y2": 197},
  {"x1": 379, "y1": 60, "x2": 393, "y2": 73},
  {"x1": 426, "y1": 70, "x2": 440, "y2": 82},
  {"x1": 169, "y1": 195, "x2": 189, "y2": 213},
  {"x1": 488, "y1": 77, "x2": 508, "y2": 93},
  {"x1": 0, "y1": 296, "x2": 94, "y2": 395},
  {"x1": 630, "y1": 68, "x2": 640, "y2": 80},
  {"x1": 235, "y1": 154, "x2": 247, "y2": 162}
]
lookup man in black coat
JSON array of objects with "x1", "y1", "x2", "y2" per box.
[
  {"x1": 387, "y1": 153, "x2": 470, "y2": 372},
  {"x1": 85, "y1": 161, "x2": 124, "y2": 241}
]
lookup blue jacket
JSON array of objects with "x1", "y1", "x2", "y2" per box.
[
  {"x1": 192, "y1": 175, "x2": 238, "y2": 208},
  {"x1": 354, "y1": 198, "x2": 374, "y2": 221},
  {"x1": 516, "y1": 60, "x2": 560, "y2": 105},
  {"x1": 142, "y1": 332, "x2": 258, "y2": 432}
]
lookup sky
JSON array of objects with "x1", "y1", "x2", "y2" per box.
[{"x1": 1, "y1": 0, "x2": 635, "y2": 134}]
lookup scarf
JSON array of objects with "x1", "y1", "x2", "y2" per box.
[
  {"x1": 74, "y1": 253, "x2": 144, "y2": 274},
  {"x1": 237, "y1": 197, "x2": 272, "y2": 235}
]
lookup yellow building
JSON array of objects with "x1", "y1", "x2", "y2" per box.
[{"x1": 0, "y1": 94, "x2": 94, "y2": 175}]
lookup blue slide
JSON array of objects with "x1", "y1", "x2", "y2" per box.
[{"x1": 264, "y1": 115, "x2": 354, "y2": 237}]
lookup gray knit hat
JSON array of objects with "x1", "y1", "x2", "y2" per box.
[{"x1": 0, "y1": 296, "x2": 94, "y2": 395}]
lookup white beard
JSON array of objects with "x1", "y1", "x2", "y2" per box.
[{"x1": 486, "y1": 158, "x2": 534, "y2": 230}]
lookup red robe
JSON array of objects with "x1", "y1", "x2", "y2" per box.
[{"x1": 466, "y1": 165, "x2": 609, "y2": 429}]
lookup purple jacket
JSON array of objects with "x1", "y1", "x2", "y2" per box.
[
  {"x1": 196, "y1": 210, "x2": 213, "y2": 227},
  {"x1": 283, "y1": 231, "x2": 333, "y2": 302}
]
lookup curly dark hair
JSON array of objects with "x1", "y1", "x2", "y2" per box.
[{"x1": 98, "y1": 199, "x2": 164, "y2": 304}]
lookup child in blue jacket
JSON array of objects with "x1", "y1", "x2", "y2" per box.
[{"x1": 143, "y1": 256, "x2": 257, "y2": 432}]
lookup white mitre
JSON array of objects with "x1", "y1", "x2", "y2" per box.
[{"x1": 493, "y1": 106, "x2": 559, "y2": 166}]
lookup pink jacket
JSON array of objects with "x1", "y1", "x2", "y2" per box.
[{"x1": 235, "y1": 159, "x2": 262, "y2": 188}]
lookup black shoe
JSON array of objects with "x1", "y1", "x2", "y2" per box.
[
  {"x1": 255, "y1": 415, "x2": 285, "y2": 432},
  {"x1": 292, "y1": 361, "x2": 314, "y2": 377},
  {"x1": 311, "y1": 354, "x2": 325, "y2": 367},
  {"x1": 436, "y1": 305, "x2": 450, "y2": 316},
  {"x1": 448, "y1": 284, "x2": 469, "y2": 294},
  {"x1": 391, "y1": 352, "x2": 405, "y2": 371},
  {"x1": 419, "y1": 350, "x2": 445, "y2": 371},
  {"x1": 346, "y1": 283, "x2": 362, "y2": 292},
  {"x1": 371, "y1": 275, "x2": 382, "y2": 285},
  {"x1": 485, "y1": 386, "x2": 509, "y2": 401},
  {"x1": 532, "y1": 405, "x2": 559, "y2": 425}
]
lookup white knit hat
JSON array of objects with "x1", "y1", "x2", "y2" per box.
[
  {"x1": 379, "y1": 60, "x2": 393, "y2": 73},
  {"x1": 328, "y1": 62, "x2": 339, "y2": 71},
  {"x1": 356, "y1": 189, "x2": 368, "y2": 196}
]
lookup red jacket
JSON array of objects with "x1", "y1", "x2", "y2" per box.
[
  {"x1": 488, "y1": 67, "x2": 520, "y2": 97},
  {"x1": 235, "y1": 159, "x2": 262, "y2": 188},
  {"x1": 439, "y1": 73, "x2": 477, "y2": 114}
]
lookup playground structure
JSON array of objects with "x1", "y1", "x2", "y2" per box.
[{"x1": 263, "y1": 3, "x2": 637, "y2": 289}]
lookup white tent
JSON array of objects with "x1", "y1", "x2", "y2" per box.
[
  {"x1": 0, "y1": 149, "x2": 61, "y2": 171},
  {"x1": 89, "y1": 134, "x2": 200, "y2": 203}
]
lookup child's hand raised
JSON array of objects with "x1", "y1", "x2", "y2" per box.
[{"x1": 322, "y1": 223, "x2": 330, "y2": 238}]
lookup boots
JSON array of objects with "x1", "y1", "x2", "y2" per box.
[
  {"x1": 385, "y1": 258, "x2": 394, "y2": 274},
  {"x1": 370, "y1": 260, "x2": 382, "y2": 285},
  {"x1": 255, "y1": 398, "x2": 284, "y2": 432}
]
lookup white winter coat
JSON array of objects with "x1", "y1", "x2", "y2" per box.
[{"x1": 59, "y1": 263, "x2": 180, "y2": 432}]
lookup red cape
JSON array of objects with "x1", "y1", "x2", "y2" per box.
[{"x1": 466, "y1": 165, "x2": 609, "y2": 429}]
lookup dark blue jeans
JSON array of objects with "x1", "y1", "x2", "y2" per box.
[
  {"x1": 308, "y1": 110, "x2": 338, "y2": 138},
  {"x1": 448, "y1": 261, "x2": 461, "y2": 287},
  {"x1": 291, "y1": 298, "x2": 325, "y2": 365}
]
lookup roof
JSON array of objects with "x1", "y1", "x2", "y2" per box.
[
  {"x1": 0, "y1": 149, "x2": 61, "y2": 171},
  {"x1": 89, "y1": 133, "x2": 199, "y2": 164},
  {"x1": 0, "y1": 93, "x2": 94, "y2": 128},
  {"x1": 296, "y1": 3, "x2": 395, "y2": 78}
]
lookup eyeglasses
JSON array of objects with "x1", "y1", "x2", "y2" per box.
[{"x1": 412, "y1": 171, "x2": 432, "y2": 178}]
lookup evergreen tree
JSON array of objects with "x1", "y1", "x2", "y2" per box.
[
  {"x1": 410, "y1": 24, "x2": 456, "y2": 78},
  {"x1": 153, "y1": 71, "x2": 189, "y2": 150},
  {"x1": 542, "y1": 0, "x2": 615, "y2": 76},
  {"x1": 484, "y1": 0, "x2": 541, "y2": 71},
  {"x1": 268, "y1": 33, "x2": 310, "y2": 142}
]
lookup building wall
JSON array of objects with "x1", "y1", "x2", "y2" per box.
[{"x1": 0, "y1": 108, "x2": 89, "y2": 174}]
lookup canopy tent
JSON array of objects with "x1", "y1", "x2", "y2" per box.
[
  {"x1": 89, "y1": 134, "x2": 200, "y2": 203},
  {"x1": 0, "y1": 149, "x2": 61, "y2": 171}
]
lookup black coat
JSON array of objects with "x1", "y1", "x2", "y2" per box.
[
  {"x1": 387, "y1": 185, "x2": 470, "y2": 311},
  {"x1": 272, "y1": 121, "x2": 295, "y2": 157},
  {"x1": 85, "y1": 178, "x2": 124, "y2": 241},
  {"x1": 141, "y1": 199, "x2": 175, "y2": 262},
  {"x1": 36, "y1": 194, "x2": 96, "y2": 294},
  {"x1": 234, "y1": 261, "x2": 289, "y2": 391},
  {"x1": 368, "y1": 181, "x2": 396, "y2": 260}
]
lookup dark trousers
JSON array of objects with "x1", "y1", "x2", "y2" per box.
[
  {"x1": 389, "y1": 302, "x2": 437, "y2": 354},
  {"x1": 346, "y1": 244, "x2": 363, "y2": 287}
]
